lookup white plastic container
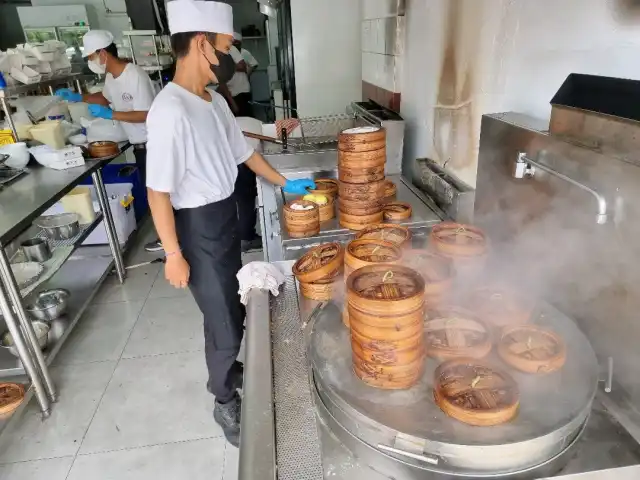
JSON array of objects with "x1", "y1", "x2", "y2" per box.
[
  {"x1": 10, "y1": 66, "x2": 41, "y2": 85},
  {"x1": 0, "y1": 142, "x2": 29, "y2": 169},
  {"x1": 68, "y1": 102, "x2": 93, "y2": 124},
  {"x1": 44, "y1": 183, "x2": 136, "y2": 245}
]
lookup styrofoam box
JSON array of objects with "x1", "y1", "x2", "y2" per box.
[{"x1": 43, "y1": 183, "x2": 136, "y2": 246}]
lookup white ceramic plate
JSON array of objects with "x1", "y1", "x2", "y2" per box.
[{"x1": 11, "y1": 262, "x2": 44, "y2": 289}]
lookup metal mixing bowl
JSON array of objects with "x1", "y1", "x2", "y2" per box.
[
  {"x1": 26, "y1": 289, "x2": 70, "y2": 321},
  {"x1": 0, "y1": 321, "x2": 50, "y2": 357},
  {"x1": 34, "y1": 213, "x2": 80, "y2": 240}
]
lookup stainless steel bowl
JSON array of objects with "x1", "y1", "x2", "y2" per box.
[
  {"x1": 34, "y1": 213, "x2": 80, "y2": 240},
  {"x1": 21, "y1": 238, "x2": 51, "y2": 262},
  {"x1": 0, "y1": 321, "x2": 50, "y2": 357},
  {"x1": 26, "y1": 289, "x2": 70, "y2": 321}
]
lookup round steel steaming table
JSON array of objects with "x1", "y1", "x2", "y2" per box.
[{"x1": 309, "y1": 302, "x2": 599, "y2": 478}]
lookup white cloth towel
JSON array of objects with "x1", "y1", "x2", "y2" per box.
[{"x1": 237, "y1": 261, "x2": 286, "y2": 305}]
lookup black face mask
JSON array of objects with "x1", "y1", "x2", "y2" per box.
[{"x1": 203, "y1": 44, "x2": 235, "y2": 84}]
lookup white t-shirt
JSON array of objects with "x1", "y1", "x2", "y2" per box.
[
  {"x1": 227, "y1": 46, "x2": 259, "y2": 97},
  {"x1": 145, "y1": 82, "x2": 255, "y2": 210},
  {"x1": 102, "y1": 63, "x2": 156, "y2": 144}
]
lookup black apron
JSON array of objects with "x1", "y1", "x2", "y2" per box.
[{"x1": 174, "y1": 195, "x2": 244, "y2": 402}]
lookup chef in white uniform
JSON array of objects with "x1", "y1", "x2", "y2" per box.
[
  {"x1": 145, "y1": 0, "x2": 314, "y2": 447},
  {"x1": 56, "y1": 30, "x2": 157, "y2": 185}
]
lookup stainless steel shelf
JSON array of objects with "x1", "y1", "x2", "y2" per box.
[{"x1": 0, "y1": 73, "x2": 81, "y2": 98}]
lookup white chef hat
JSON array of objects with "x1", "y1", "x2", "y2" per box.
[
  {"x1": 168, "y1": 0, "x2": 234, "y2": 36},
  {"x1": 233, "y1": 32, "x2": 242, "y2": 41},
  {"x1": 82, "y1": 30, "x2": 114, "y2": 57}
]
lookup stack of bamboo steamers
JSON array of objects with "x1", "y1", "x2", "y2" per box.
[{"x1": 338, "y1": 126, "x2": 387, "y2": 230}]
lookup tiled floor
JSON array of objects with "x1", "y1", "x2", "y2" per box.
[{"x1": 0, "y1": 224, "x2": 260, "y2": 479}]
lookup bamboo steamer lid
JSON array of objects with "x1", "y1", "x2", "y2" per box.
[
  {"x1": 383, "y1": 202, "x2": 412, "y2": 221},
  {"x1": 344, "y1": 239, "x2": 402, "y2": 278},
  {"x1": 434, "y1": 359, "x2": 520, "y2": 427},
  {"x1": 346, "y1": 264, "x2": 425, "y2": 316},
  {"x1": 430, "y1": 222, "x2": 488, "y2": 258},
  {"x1": 402, "y1": 250, "x2": 454, "y2": 304},
  {"x1": 292, "y1": 242, "x2": 344, "y2": 283},
  {"x1": 355, "y1": 224, "x2": 412, "y2": 248},
  {"x1": 307, "y1": 178, "x2": 338, "y2": 198},
  {"x1": 353, "y1": 354, "x2": 425, "y2": 390},
  {"x1": 339, "y1": 211, "x2": 384, "y2": 231},
  {"x1": 467, "y1": 285, "x2": 534, "y2": 328},
  {"x1": 339, "y1": 148, "x2": 387, "y2": 168},
  {"x1": 338, "y1": 165, "x2": 385, "y2": 184},
  {"x1": 283, "y1": 200, "x2": 320, "y2": 238},
  {"x1": 339, "y1": 125, "x2": 386, "y2": 145},
  {"x1": 498, "y1": 325, "x2": 566, "y2": 374},
  {"x1": 339, "y1": 180, "x2": 385, "y2": 201},
  {"x1": 424, "y1": 306, "x2": 493, "y2": 360},
  {"x1": 0, "y1": 383, "x2": 25, "y2": 416}
]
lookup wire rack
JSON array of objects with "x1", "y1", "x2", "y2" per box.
[{"x1": 295, "y1": 114, "x2": 358, "y2": 146}]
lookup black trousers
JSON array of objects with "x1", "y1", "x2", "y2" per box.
[
  {"x1": 133, "y1": 146, "x2": 147, "y2": 186},
  {"x1": 233, "y1": 163, "x2": 258, "y2": 241},
  {"x1": 174, "y1": 196, "x2": 244, "y2": 403},
  {"x1": 233, "y1": 92, "x2": 253, "y2": 118}
]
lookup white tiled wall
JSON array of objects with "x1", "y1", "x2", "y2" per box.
[{"x1": 362, "y1": 1, "x2": 405, "y2": 94}]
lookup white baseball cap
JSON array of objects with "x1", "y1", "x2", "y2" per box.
[
  {"x1": 233, "y1": 32, "x2": 242, "y2": 41},
  {"x1": 168, "y1": 0, "x2": 234, "y2": 36},
  {"x1": 82, "y1": 30, "x2": 114, "y2": 57}
]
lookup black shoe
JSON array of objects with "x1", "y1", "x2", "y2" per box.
[
  {"x1": 213, "y1": 393, "x2": 241, "y2": 447},
  {"x1": 241, "y1": 237, "x2": 262, "y2": 253},
  {"x1": 144, "y1": 239, "x2": 163, "y2": 252}
]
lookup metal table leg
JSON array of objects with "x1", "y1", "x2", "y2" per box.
[
  {"x1": 0, "y1": 265, "x2": 51, "y2": 416},
  {"x1": 91, "y1": 170, "x2": 126, "y2": 283}
]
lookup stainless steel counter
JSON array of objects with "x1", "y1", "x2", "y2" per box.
[{"x1": 240, "y1": 269, "x2": 640, "y2": 480}]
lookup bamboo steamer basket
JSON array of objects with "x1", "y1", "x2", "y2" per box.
[
  {"x1": 302, "y1": 193, "x2": 335, "y2": 222},
  {"x1": 353, "y1": 355, "x2": 425, "y2": 390},
  {"x1": 402, "y1": 250, "x2": 454, "y2": 305},
  {"x1": 338, "y1": 125, "x2": 386, "y2": 145},
  {"x1": 383, "y1": 202, "x2": 412, "y2": 221},
  {"x1": 352, "y1": 339, "x2": 425, "y2": 366},
  {"x1": 429, "y1": 222, "x2": 488, "y2": 258},
  {"x1": 338, "y1": 149, "x2": 387, "y2": 168},
  {"x1": 338, "y1": 197, "x2": 383, "y2": 216},
  {"x1": 292, "y1": 242, "x2": 344, "y2": 284},
  {"x1": 355, "y1": 224, "x2": 412, "y2": 248},
  {"x1": 307, "y1": 178, "x2": 339, "y2": 199},
  {"x1": 283, "y1": 200, "x2": 320, "y2": 238},
  {"x1": 434, "y1": 359, "x2": 520, "y2": 427},
  {"x1": 346, "y1": 264, "x2": 425, "y2": 316},
  {"x1": 350, "y1": 324, "x2": 424, "y2": 352},
  {"x1": 350, "y1": 316, "x2": 424, "y2": 341},
  {"x1": 344, "y1": 239, "x2": 402, "y2": 283},
  {"x1": 88, "y1": 141, "x2": 119, "y2": 158},
  {"x1": 339, "y1": 211, "x2": 384, "y2": 231},
  {"x1": 498, "y1": 325, "x2": 566, "y2": 374},
  {"x1": 467, "y1": 285, "x2": 534, "y2": 329},
  {"x1": 339, "y1": 139, "x2": 386, "y2": 153},
  {"x1": 424, "y1": 306, "x2": 493, "y2": 360},
  {"x1": 348, "y1": 303, "x2": 423, "y2": 329},
  {"x1": 338, "y1": 165, "x2": 385, "y2": 184},
  {"x1": 380, "y1": 179, "x2": 397, "y2": 204},
  {"x1": 0, "y1": 383, "x2": 25, "y2": 416},
  {"x1": 339, "y1": 180, "x2": 385, "y2": 201},
  {"x1": 299, "y1": 280, "x2": 339, "y2": 301}
]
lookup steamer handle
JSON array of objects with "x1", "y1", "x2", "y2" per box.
[{"x1": 377, "y1": 444, "x2": 439, "y2": 465}]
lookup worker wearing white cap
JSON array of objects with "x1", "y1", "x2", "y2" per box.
[
  {"x1": 145, "y1": 0, "x2": 314, "y2": 447},
  {"x1": 219, "y1": 32, "x2": 259, "y2": 118},
  {"x1": 56, "y1": 29, "x2": 157, "y2": 185}
]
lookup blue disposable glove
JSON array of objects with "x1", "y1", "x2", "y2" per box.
[
  {"x1": 88, "y1": 104, "x2": 113, "y2": 120},
  {"x1": 283, "y1": 178, "x2": 316, "y2": 195},
  {"x1": 55, "y1": 88, "x2": 82, "y2": 103}
]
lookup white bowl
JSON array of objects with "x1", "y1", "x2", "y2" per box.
[
  {"x1": 68, "y1": 134, "x2": 87, "y2": 146},
  {"x1": 0, "y1": 142, "x2": 30, "y2": 169}
]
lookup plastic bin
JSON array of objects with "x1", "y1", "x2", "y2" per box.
[
  {"x1": 81, "y1": 164, "x2": 148, "y2": 221},
  {"x1": 44, "y1": 183, "x2": 136, "y2": 245}
]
